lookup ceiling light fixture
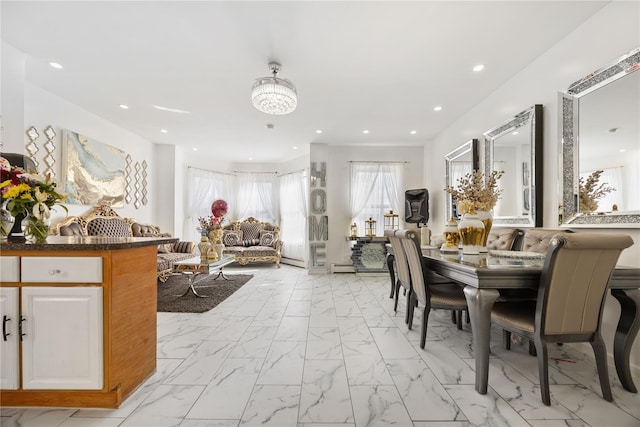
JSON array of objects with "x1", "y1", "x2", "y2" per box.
[
  {"x1": 153, "y1": 105, "x2": 190, "y2": 114},
  {"x1": 473, "y1": 64, "x2": 485, "y2": 72},
  {"x1": 252, "y1": 62, "x2": 297, "y2": 115},
  {"x1": 362, "y1": 130, "x2": 369, "y2": 134},
  {"x1": 119, "y1": 104, "x2": 129, "y2": 109},
  {"x1": 160, "y1": 129, "x2": 168, "y2": 133},
  {"x1": 434, "y1": 106, "x2": 443, "y2": 111},
  {"x1": 316, "y1": 130, "x2": 323, "y2": 134},
  {"x1": 49, "y1": 62, "x2": 63, "y2": 69},
  {"x1": 410, "y1": 130, "x2": 417, "y2": 135}
]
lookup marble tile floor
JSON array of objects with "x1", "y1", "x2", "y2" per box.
[{"x1": 2, "y1": 264, "x2": 639, "y2": 427}]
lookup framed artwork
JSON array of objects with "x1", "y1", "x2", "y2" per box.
[{"x1": 62, "y1": 130, "x2": 126, "y2": 207}]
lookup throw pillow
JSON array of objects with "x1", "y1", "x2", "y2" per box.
[
  {"x1": 173, "y1": 241, "x2": 195, "y2": 253},
  {"x1": 157, "y1": 243, "x2": 173, "y2": 253},
  {"x1": 242, "y1": 239, "x2": 260, "y2": 247},
  {"x1": 259, "y1": 231, "x2": 279, "y2": 248},
  {"x1": 223, "y1": 230, "x2": 243, "y2": 246}
]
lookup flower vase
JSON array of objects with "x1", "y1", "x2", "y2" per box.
[
  {"x1": 213, "y1": 243, "x2": 225, "y2": 260},
  {"x1": 476, "y1": 210, "x2": 493, "y2": 253},
  {"x1": 457, "y1": 212, "x2": 485, "y2": 255},
  {"x1": 0, "y1": 200, "x2": 15, "y2": 241},
  {"x1": 198, "y1": 234, "x2": 212, "y2": 262},
  {"x1": 21, "y1": 214, "x2": 50, "y2": 243}
]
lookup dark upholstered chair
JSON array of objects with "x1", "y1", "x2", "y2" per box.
[
  {"x1": 385, "y1": 229, "x2": 412, "y2": 322},
  {"x1": 397, "y1": 229, "x2": 468, "y2": 348},
  {"x1": 491, "y1": 232, "x2": 633, "y2": 405}
]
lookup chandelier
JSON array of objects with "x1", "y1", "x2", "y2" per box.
[{"x1": 251, "y1": 62, "x2": 297, "y2": 115}]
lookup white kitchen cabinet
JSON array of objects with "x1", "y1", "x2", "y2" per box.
[
  {"x1": 21, "y1": 286, "x2": 103, "y2": 390},
  {"x1": 0, "y1": 287, "x2": 19, "y2": 389},
  {"x1": 0, "y1": 286, "x2": 103, "y2": 390}
]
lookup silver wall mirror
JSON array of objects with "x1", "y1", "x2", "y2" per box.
[
  {"x1": 484, "y1": 104, "x2": 543, "y2": 227},
  {"x1": 445, "y1": 139, "x2": 479, "y2": 220},
  {"x1": 560, "y1": 47, "x2": 640, "y2": 227}
]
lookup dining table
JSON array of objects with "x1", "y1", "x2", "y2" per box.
[{"x1": 421, "y1": 248, "x2": 640, "y2": 395}]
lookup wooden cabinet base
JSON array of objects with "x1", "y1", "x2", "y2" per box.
[{"x1": 1, "y1": 386, "x2": 123, "y2": 408}]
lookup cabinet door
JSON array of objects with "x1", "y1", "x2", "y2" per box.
[
  {"x1": 21, "y1": 287, "x2": 103, "y2": 390},
  {"x1": 0, "y1": 287, "x2": 19, "y2": 389}
]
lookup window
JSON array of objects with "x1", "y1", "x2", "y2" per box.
[
  {"x1": 235, "y1": 172, "x2": 277, "y2": 222},
  {"x1": 349, "y1": 162, "x2": 403, "y2": 236},
  {"x1": 186, "y1": 167, "x2": 234, "y2": 242},
  {"x1": 278, "y1": 170, "x2": 308, "y2": 262}
]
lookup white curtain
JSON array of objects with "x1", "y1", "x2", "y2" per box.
[
  {"x1": 235, "y1": 172, "x2": 278, "y2": 222},
  {"x1": 278, "y1": 170, "x2": 308, "y2": 262},
  {"x1": 185, "y1": 167, "x2": 234, "y2": 242},
  {"x1": 349, "y1": 162, "x2": 403, "y2": 236}
]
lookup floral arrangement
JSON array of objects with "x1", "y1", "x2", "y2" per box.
[
  {"x1": 1, "y1": 161, "x2": 67, "y2": 220},
  {"x1": 445, "y1": 169, "x2": 504, "y2": 214},
  {"x1": 1, "y1": 158, "x2": 67, "y2": 241},
  {"x1": 579, "y1": 169, "x2": 614, "y2": 212},
  {"x1": 197, "y1": 215, "x2": 225, "y2": 232}
]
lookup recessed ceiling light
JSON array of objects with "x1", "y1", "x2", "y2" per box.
[
  {"x1": 362, "y1": 130, "x2": 369, "y2": 134},
  {"x1": 410, "y1": 130, "x2": 417, "y2": 135},
  {"x1": 473, "y1": 64, "x2": 485, "y2": 72},
  {"x1": 619, "y1": 149, "x2": 626, "y2": 153},
  {"x1": 512, "y1": 131, "x2": 519, "y2": 135},
  {"x1": 119, "y1": 104, "x2": 129, "y2": 109},
  {"x1": 248, "y1": 157, "x2": 253, "y2": 161},
  {"x1": 316, "y1": 130, "x2": 323, "y2": 134},
  {"x1": 153, "y1": 105, "x2": 191, "y2": 114},
  {"x1": 292, "y1": 146, "x2": 298, "y2": 150},
  {"x1": 434, "y1": 106, "x2": 443, "y2": 112},
  {"x1": 49, "y1": 62, "x2": 63, "y2": 69},
  {"x1": 193, "y1": 148, "x2": 199, "y2": 151},
  {"x1": 160, "y1": 129, "x2": 168, "y2": 133}
]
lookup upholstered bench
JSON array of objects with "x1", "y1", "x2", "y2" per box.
[
  {"x1": 222, "y1": 217, "x2": 282, "y2": 267},
  {"x1": 54, "y1": 204, "x2": 195, "y2": 281}
]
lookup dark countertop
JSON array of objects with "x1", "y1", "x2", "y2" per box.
[{"x1": 0, "y1": 236, "x2": 178, "y2": 251}]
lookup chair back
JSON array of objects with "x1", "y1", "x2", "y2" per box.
[
  {"x1": 538, "y1": 233, "x2": 633, "y2": 336},
  {"x1": 385, "y1": 229, "x2": 411, "y2": 291},
  {"x1": 487, "y1": 228, "x2": 523, "y2": 251},
  {"x1": 397, "y1": 229, "x2": 429, "y2": 306},
  {"x1": 521, "y1": 228, "x2": 572, "y2": 253}
]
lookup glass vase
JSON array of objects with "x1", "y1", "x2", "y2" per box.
[
  {"x1": 457, "y1": 212, "x2": 485, "y2": 255},
  {"x1": 476, "y1": 210, "x2": 493, "y2": 253},
  {"x1": 0, "y1": 200, "x2": 15, "y2": 241},
  {"x1": 21, "y1": 214, "x2": 51, "y2": 243}
]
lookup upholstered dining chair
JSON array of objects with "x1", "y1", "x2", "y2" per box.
[
  {"x1": 487, "y1": 228, "x2": 523, "y2": 251},
  {"x1": 397, "y1": 229, "x2": 468, "y2": 348},
  {"x1": 490, "y1": 232, "x2": 634, "y2": 405},
  {"x1": 385, "y1": 229, "x2": 413, "y2": 322}
]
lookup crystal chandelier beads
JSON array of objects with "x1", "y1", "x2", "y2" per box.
[{"x1": 251, "y1": 62, "x2": 297, "y2": 115}]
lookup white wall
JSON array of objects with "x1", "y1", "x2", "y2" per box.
[
  {"x1": 0, "y1": 42, "x2": 25, "y2": 153},
  {"x1": 425, "y1": 1, "x2": 640, "y2": 370},
  {"x1": 327, "y1": 145, "x2": 424, "y2": 266}
]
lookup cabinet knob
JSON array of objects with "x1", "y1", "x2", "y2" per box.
[{"x1": 49, "y1": 269, "x2": 62, "y2": 276}]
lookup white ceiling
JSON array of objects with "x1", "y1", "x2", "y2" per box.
[{"x1": 1, "y1": 1, "x2": 608, "y2": 163}]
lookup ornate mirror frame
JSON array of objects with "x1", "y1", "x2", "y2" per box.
[
  {"x1": 483, "y1": 104, "x2": 543, "y2": 227},
  {"x1": 445, "y1": 139, "x2": 479, "y2": 220},
  {"x1": 560, "y1": 47, "x2": 640, "y2": 227}
]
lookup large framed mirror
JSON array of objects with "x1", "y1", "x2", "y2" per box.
[
  {"x1": 445, "y1": 139, "x2": 479, "y2": 220},
  {"x1": 560, "y1": 47, "x2": 640, "y2": 227},
  {"x1": 483, "y1": 104, "x2": 543, "y2": 227}
]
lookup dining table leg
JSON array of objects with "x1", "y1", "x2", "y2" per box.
[
  {"x1": 463, "y1": 286, "x2": 500, "y2": 394},
  {"x1": 610, "y1": 288, "x2": 640, "y2": 393}
]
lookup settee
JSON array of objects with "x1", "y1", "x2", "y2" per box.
[
  {"x1": 53, "y1": 204, "x2": 195, "y2": 282},
  {"x1": 221, "y1": 217, "x2": 282, "y2": 267}
]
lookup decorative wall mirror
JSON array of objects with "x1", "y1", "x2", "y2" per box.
[
  {"x1": 484, "y1": 104, "x2": 543, "y2": 227},
  {"x1": 560, "y1": 47, "x2": 640, "y2": 227},
  {"x1": 445, "y1": 139, "x2": 479, "y2": 220}
]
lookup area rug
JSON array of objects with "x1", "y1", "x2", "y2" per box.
[{"x1": 157, "y1": 273, "x2": 254, "y2": 313}]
